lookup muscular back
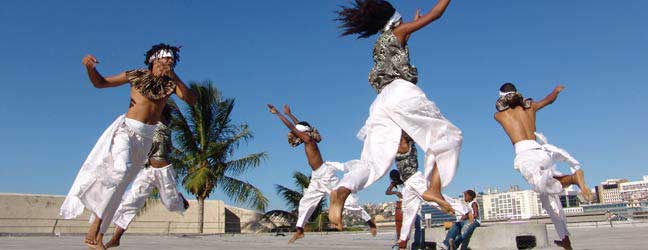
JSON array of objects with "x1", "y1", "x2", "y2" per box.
[{"x1": 494, "y1": 106, "x2": 537, "y2": 145}]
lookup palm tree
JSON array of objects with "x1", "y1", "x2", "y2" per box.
[
  {"x1": 169, "y1": 81, "x2": 268, "y2": 233},
  {"x1": 264, "y1": 171, "x2": 327, "y2": 231}
]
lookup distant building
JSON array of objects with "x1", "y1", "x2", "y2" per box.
[
  {"x1": 596, "y1": 179, "x2": 628, "y2": 204},
  {"x1": 620, "y1": 176, "x2": 648, "y2": 206},
  {"x1": 482, "y1": 188, "x2": 543, "y2": 220},
  {"x1": 581, "y1": 202, "x2": 636, "y2": 216},
  {"x1": 559, "y1": 188, "x2": 581, "y2": 208},
  {"x1": 563, "y1": 206, "x2": 584, "y2": 215}
]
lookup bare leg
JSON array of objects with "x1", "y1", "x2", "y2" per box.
[
  {"x1": 554, "y1": 170, "x2": 593, "y2": 202},
  {"x1": 95, "y1": 233, "x2": 106, "y2": 250},
  {"x1": 422, "y1": 165, "x2": 454, "y2": 214},
  {"x1": 554, "y1": 236, "x2": 573, "y2": 250},
  {"x1": 328, "y1": 187, "x2": 351, "y2": 231},
  {"x1": 85, "y1": 215, "x2": 101, "y2": 249},
  {"x1": 105, "y1": 227, "x2": 125, "y2": 248},
  {"x1": 288, "y1": 227, "x2": 305, "y2": 244},
  {"x1": 366, "y1": 219, "x2": 377, "y2": 237}
]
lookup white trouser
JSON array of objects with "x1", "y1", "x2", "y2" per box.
[
  {"x1": 337, "y1": 79, "x2": 462, "y2": 192},
  {"x1": 399, "y1": 172, "x2": 468, "y2": 242},
  {"x1": 540, "y1": 193, "x2": 569, "y2": 239},
  {"x1": 112, "y1": 164, "x2": 186, "y2": 229},
  {"x1": 296, "y1": 162, "x2": 372, "y2": 228},
  {"x1": 60, "y1": 115, "x2": 155, "y2": 234},
  {"x1": 514, "y1": 133, "x2": 580, "y2": 239}
]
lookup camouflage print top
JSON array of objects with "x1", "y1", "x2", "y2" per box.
[
  {"x1": 495, "y1": 92, "x2": 533, "y2": 112},
  {"x1": 126, "y1": 69, "x2": 176, "y2": 100},
  {"x1": 395, "y1": 136, "x2": 418, "y2": 182},
  {"x1": 368, "y1": 29, "x2": 419, "y2": 93},
  {"x1": 147, "y1": 122, "x2": 172, "y2": 164}
]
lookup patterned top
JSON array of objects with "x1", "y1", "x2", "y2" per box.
[
  {"x1": 495, "y1": 92, "x2": 533, "y2": 112},
  {"x1": 287, "y1": 127, "x2": 322, "y2": 147},
  {"x1": 395, "y1": 136, "x2": 418, "y2": 182},
  {"x1": 126, "y1": 69, "x2": 176, "y2": 100},
  {"x1": 368, "y1": 29, "x2": 418, "y2": 93},
  {"x1": 147, "y1": 122, "x2": 172, "y2": 164}
]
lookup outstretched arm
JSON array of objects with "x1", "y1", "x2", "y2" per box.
[
  {"x1": 267, "y1": 104, "x2": 311, "y2": 142},
  {"x1": 82, "y1": 55, "x2": 129, "y2": 89},
  {"x1": 393, "y1": 0, "x2": 452, "y2": 45},
  {"x1": 533, "y1": 85, "x2": 564, "y2": 111},
  {"x1": 283, "y1": 105, "x2": 300, "y2": 124}
]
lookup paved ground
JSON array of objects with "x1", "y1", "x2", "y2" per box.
[{"x1": 1, "y1": 227, "x2": 646, "y2": 249}]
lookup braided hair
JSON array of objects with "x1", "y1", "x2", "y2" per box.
[{"x1": 336, "y1": 0, "x2": 396, "y2": 38}]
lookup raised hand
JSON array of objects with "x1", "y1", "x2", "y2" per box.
[
  {"x1": 82, "y1": 54, "x2": 99, "y2": 69},
  {"x1": 267, "y1": 104, "x2": 278, "y2": 114},
  {"x1": 554, "y1": 85, "x2": 565, "y2": 93},
  {"x1": 283, "y1": 105, "x2": 292, "y2": 115},
  {"x1": 414, "y1": 9, "x2": 422, "y2": 21}
]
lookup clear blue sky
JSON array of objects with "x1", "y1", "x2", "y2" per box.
[{"x1": 0, "y1": 0, "x2": 646, "y2": 211}]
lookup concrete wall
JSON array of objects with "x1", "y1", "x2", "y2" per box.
[
  {"x1": 0, "y1": 193, "x2": 262, "y2": 235},
  {"x1": 425, "y1": 223, "x2": 549, "y2": 250}
]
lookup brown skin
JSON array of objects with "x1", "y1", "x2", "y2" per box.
[
  {"x1": 81, "y1": 54, "x2": 196, "y2": 250},
  {"x1": 267, "y1": 104, "x2": 324, "y2": 171},
  {"x1": 493, "y1": 85, "x2": 593, "y2": 204}
]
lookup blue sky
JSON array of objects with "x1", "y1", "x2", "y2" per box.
[{"x1": 0, "y1": 0, "x2": 646, "y2": 211}]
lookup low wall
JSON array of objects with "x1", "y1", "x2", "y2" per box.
[
  {"x1": 0, "y1": 193, "x2": 262, "y2": 235},
  {"x1": 424, "y1": 223, "x2": 549, "y2": 250}
]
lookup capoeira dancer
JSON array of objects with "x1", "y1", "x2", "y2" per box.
[
  {"x1": 391, "y1": 135, "x2": 467, "y2": 250},
  {"x1": 60, "y1": 44, "x2": 195, "y2": 249},
  {"x1": 494, "y1": 83, "x2": 593, "y2": 250},
  {"x1": 267, "y1": 104, "x2": 377, "y2": 243},
  {"x1": 105, "y1": 105, "x2": 190, "y2": 249},
  {"x1": 330, "y1": 0, "x2": 462, "y2": 229}
]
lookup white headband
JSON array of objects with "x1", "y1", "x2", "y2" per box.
[
  {"x1": 383, "y1": 11, "x2": 402, "y2": 31},
  {"x1": 499, "y1": 91, "x2": 516, "y2": 97},
  {"x1": 148, "y1": 49, "x2": 174, "y2": 63},
  {"x1": 295, "y1": 124, "x2": 312, "y2": 132}
]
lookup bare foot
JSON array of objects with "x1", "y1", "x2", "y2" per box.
[
  {"x1": 554, "y1": 236, "x2": 573, "y2": 250},
  {"x1": 573, "y1": 170, "x2": 593, "y2": 202},
  {"x1": 105, "y1": 239, "x2": 120, "y2": 249},
  {"x1": 398, "y1": 239, "x2": 407, "y2": 250},
  {"x1": 84, "y1": 237, "x2": 97, "y2": 249},
  {"x1": 328, "y1": 187, "x2": 351, "y2": 231},
  {"x1": 287, "y1": 229, "x2": 304, "y2": 244},
  {"x1": 422, "y1": 190, "x2": 455, "y2": 215}
]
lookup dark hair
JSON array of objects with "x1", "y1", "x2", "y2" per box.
[
  {"x1": 389, "y1": 169, "x2": 403, "y2": 185},
  {"x1": 144, "y1": 43, "x2": 181, "y2": 70},
  {"x1": 465, "y1": 190, "x2": 476, "y2": 199},
  {"x1": 500, "y1": 82, "x2": 517, "y2": 93},
  {"x1": 336, "y1": 0, "x2": 396, "y2": 38}
]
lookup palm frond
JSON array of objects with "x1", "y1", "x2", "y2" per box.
[
  {"x1": 219, "y1": 176, "x2": 268, "y2": 211},
  {"x1": 224, "y1": 152, "x2": 267, "y2": 176},
  {"x1": 275, "y1": 184, "x2": 303, "y2": 212}
]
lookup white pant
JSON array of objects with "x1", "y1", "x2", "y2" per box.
[
  {"x1": 540, "y1": 193, "x2": 569, "y2": 239},
  {"x1": 296, "y1": 162, "x2": 371, "y2": 228},
  {"x1": 337, "y1": 79, "x2": 462, "y2": 192},
  {"x1": 514, "y1": 133, "x2": 580, "y2": 239},
  {"x1": 60, "y1": 115, "x2": 155, "y2": 234},
  {"x1": 112, "y1": 164, "x2": 186, "y2": 229},
  {"x1": 399, "y1": 172, "x2": 468, "y2": 242}
]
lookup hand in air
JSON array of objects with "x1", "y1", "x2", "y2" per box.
[
  {"x1": 554, "y1": 85, "x2": 565, "y2": 93},
  {"x1": 267, "y1": 104, "x2": 278, "y2": 114},
  {"x1": 283, "y1": 105, "x2": 292, "y2": 115},
  {"x1": 414, "y1": 9, "x2": 422, "y2": 21},
  {"x1": 82, "y1": 55, "x2": 99, "y2": 68}
]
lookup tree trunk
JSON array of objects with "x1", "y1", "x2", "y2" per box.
[{"x1": 198, "y1": 197, "x2": 205, "y2": 234}]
